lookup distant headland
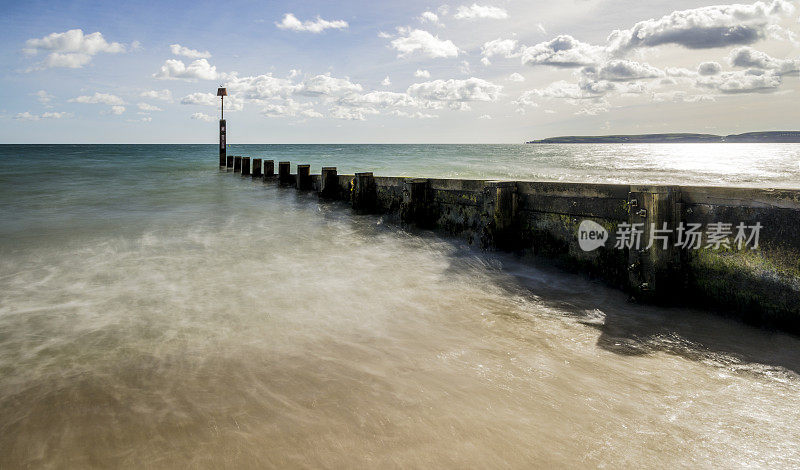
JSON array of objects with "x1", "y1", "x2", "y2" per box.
[{"x1": 526, "y1": 131, "x2": 800, "y2": 144}]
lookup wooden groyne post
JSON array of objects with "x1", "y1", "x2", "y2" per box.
[
  {"x1": 233, "y1": 156, "x2": 242, "y2": 173},
  {"x1": 297, "y1": 165, "x2": 311, "y2": 190},
  {"x1": 278, "y1": 161, "x2": 292, "y2": 186},
  {"x1": 217, "y1": 159, "x2": 800, "y2": 334},
  {"x1": 241, "y1": 157, "x2": 251, "y2": 176},
  {"x1": 264, "y1": 160, "x2": 275, "y2": 179},
  {"x1": 252, "y1": 158, "x2": 262, "y2": 178}
]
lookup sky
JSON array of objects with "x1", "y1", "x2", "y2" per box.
[{"x1": 0, "y1": 0, "x2": 798, "y2": 143}]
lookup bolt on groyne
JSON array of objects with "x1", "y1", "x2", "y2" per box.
[{"x1": 222, "y1": 157, "x2": 800, "y2": 334}]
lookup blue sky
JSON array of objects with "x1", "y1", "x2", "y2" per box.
[{"x1": 1, "y1": 0, "x2": 799, "y2": 143}]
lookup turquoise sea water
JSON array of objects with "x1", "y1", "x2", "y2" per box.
[{"x1": 1, "y1": 144, "x2": 799, "y2": 467}]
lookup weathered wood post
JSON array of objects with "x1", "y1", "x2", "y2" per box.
[
  {"x1": 319, "y1": 167, "x2": 338, "y2": 199},
  {"x1": 252, "y1": 158, "x2": 262, "y2": 177},
  {"x1": 296, "y1": 164, "x2": 311, "y2": 190},
  {"x1": 226, "y1": 155, "x2": 233, "y2": 169},
  {"x1": 241, "y1": 157, "x2": 251, "y2": 176},
  {"x1": 484, "y1": 181, "x2": 518, "y2": 250},
  {"x1": 278, "y1": 161, "x2": 292, "y2": 186},
  {"x1": 626, "y1": 185, "x2": 684, "y2": 301},
  {"x1": 352, "y1": 172, "x2": 377, "y2": 213},
  {"x1": 263, "y1": 160, "x2": 275, "y2": 179},
  {"x1": 401, "y1": 179, "x2": 434, "y2": 228},
  {"x1": 234, "y1": 156, "x2": 242, "y2": 173}
]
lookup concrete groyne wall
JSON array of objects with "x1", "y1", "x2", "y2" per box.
[{"x1": 223, "y1": 157, "x2": 800, "y2": 333}]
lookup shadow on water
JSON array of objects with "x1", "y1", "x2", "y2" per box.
[{"x1": 313, "y1": 194, "x2": 800, "y2": 378}]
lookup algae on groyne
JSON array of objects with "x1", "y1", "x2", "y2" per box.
[{"x1": 224, "y1": 157, "x2": 800, "y2": 333}]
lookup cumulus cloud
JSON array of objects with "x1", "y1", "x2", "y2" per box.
[
  {"x1": 295, "y1": 74, "x2": 363, "y2": 96},
  {"x1": 509, "y1": 72, "x2": 525, "y2": 82},
  {"x1": 454, "y1": 4, "x2": 509, "y2": 20},
  {"x1": 698, "y1": 61, "x2": 723, "y2": 75},
  {"x1": 169, "y1": 44, "x2": 211, "y2": 59},
  {"x1": 153, "y1": 59, "x2": 218, "y2": 80},
  {"x1": 140, "y1": 89, "x2": 173, "y2": 102},
  {"x1": 389, "y1": 110, "x2": 438, "y2": 119},
  {"x1": 107, "y1": 105, "x2": 126, "y2": 115},
  {"x1": 190, "y1": 112, "x2": 214, "y2": 122},
  {"x1": 329, "y1": 106, "x2": 380, "y2": 121},
  {"x1": 481, "y1": 38, "x2": 520, "y2": 59},
  {"x1": 35, "y1": 90, "x2": 54, "y2": 105},
  {"x1": 585, "y1": 59, "x2": 664, "y2": 81},
  {"x1": 382, "y1": 76, "x2": 392, "y2": 86},
  {"x1": 415, "y1": 69, "x2": 431, "y2": 78},
  {"x1": 521, "y1": 35, "x2": 605, "y2": 68},
  {"x1": 420, "y1": 11, "x2": 442, "y2": 25},
  {"x1": 696, "y1": 68, "x2": 783, "y2": 93},
  {"x1": 390, "y1": 28, "x2": 459, "y2": 58},
  {"x1": 180, "y1": 92, "x2": 218, "y2": 106},
  {"x1": 14, "y1": 111, "x2": 72, "y2": 120},
  {"x1": 607, "y1": 0, "x2": 795, "y2": 53},
  {"x1": 407, "y1": 77, "x2": 502, "y2": 106},
  {"x1": 69, "y1": 92, "x2": 125, "y2": 106},
  {"x1": 137, "y1": 102, "x2": 163, "y2": 111},
  {"x1": 23, "y1": 29, "x2": 126, "y2": 69},
  {"x1": 338, "y1": 91, "x2": 427, "y2": 109},
  {"x1": 729, "y1": 46, "x2": 800, "y2": 73},
  {"x1": 262, "y1": 99, "x2": 322, "y2": 118},
  {"x1": 276, "y1": 13, "x2": 348, "y2": 33}
]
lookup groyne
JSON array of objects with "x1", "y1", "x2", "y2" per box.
[{"x1": 222, "y1": 157, "x2": 800, "y2": 333}]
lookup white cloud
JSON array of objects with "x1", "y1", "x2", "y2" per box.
[
  {"x1": 509, "y1": 72, "x2": 525, "y2": 82},
  {"x1": 420, "y1": 11, "x2": 442, "y2": 25},
  {"x1": 276, "y1": 13, "x2": 348, "y2": 33},
  {"x1": 390, "y1": 28, "x2": 459, "y2": 59},
  {"x1": 390, "y1": 110, "x2": 438, "y2": 119},
  {"x1": 338, "y1": 91, "x2": 426, "y2": 109},
  {"x1": 262, "y1": 99, "x2": 322, "y2": 118},
  {"x1": 698, "y1": 61, "x2": 723, "y2": 76},
  {"x1": 109, "y1": 105, "x2": 126, "y2": 115},
  {"x1": 521, "y1": 35, "x2": 605, "y2": 68},
  {"x1": 190, "y1": 112, "x2": 214, "y2": 122},
  {"x1": 586, "y1": 59, "x2": 664, "y2": 81},
  {"x1": 728, "y1": 46, "x2": 800, "y2": 74},
  {"x1": 382, "y1": 76, "x2": 392, "y2": 86},
  {"x1": 140, "y1": 89, "x2": 173, "y2": 102},
  {"x1": 329, "y1": 106, "x2": 380, "y2": 121},
  {"x1": 153, "y1": 59, "x2": 218, "y2": 81},
  {"x1": 607, "y1": 0, "x2": 796, "y2": 53},
  {"x1": 415, "y1": 69, "x2": 431, "y2": 78},
  {"x1": 478, "y1": 114, "x2": 492, "y2": 119},
  {"x1": 14, "y1": 111, "x2": 72, "y2": 121},
  {"x1": 35, "y1": 90, "x2": 54, "y2": 105},
  {"x1": 127, "y1": 116, "x2": 152, "y2": 123},
  {"x1": 407, "y1": 77, "x2": 502, "y2": 105},
  {"x1": 180, "y1": 92, "x2": 217, "y2": 106},
  {"x1": 169, "y1": 44, "x2": 211, "y2": 59},
  {"x1": 69, "y1": 92, "x2": 125, "y2": 106},
  {"x1": 23, "y1": 29, "x2": 126, "y2": 69},
  {"x1": 481, "y1": 38, "x2": 520, "y2": 59},
  {"x1": 459, "y1": 60, "x2": 471, "y2": 74},
  {"x1": 454, "y1": 4, "x2": 508, "y2": 20},
  {"x1": 137, "y1": 102, "x2": 163, "y2": 111},
  {"x1": 295, "y1": 74, "x2": 363, "y2": 96},
  {"x1": 696, "y1": 68, "x2": 783, "y2": 93}
]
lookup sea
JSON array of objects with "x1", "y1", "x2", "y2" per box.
[{"x1": 1, "y1": 143, "x2": 799, "y2": 468}]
